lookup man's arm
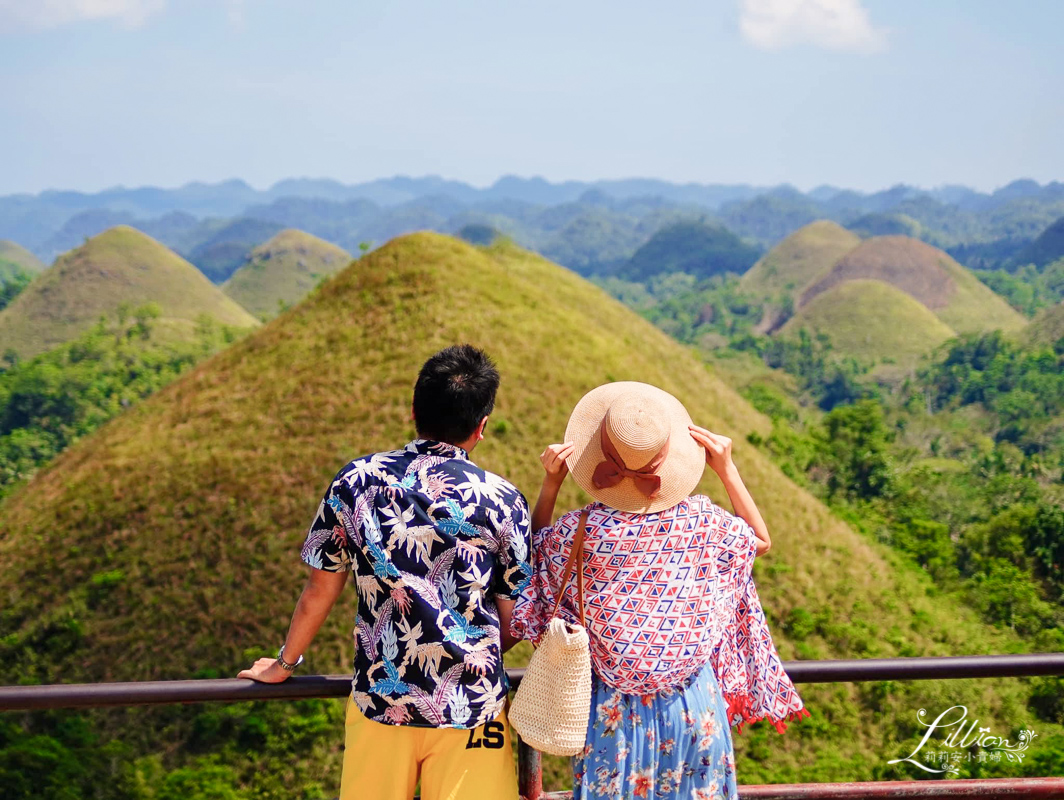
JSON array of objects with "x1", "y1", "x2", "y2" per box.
[{"x1": 237, "y1": 567, "x2": 349, "y2": 683}]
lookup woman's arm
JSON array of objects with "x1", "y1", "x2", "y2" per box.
[
  {"x1": 531, "y1": 442, "x2": 574, "y2": 531},
  {"x1": 689, "y1": 425, "x2": 771, "y2": 556}
]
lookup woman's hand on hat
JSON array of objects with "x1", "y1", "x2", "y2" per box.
[
  {"x1": 689, "y1": 425, "x2": 734, "y2": 476},
  {"x1": 540, "y1": 442, "x2": 575, "y2": 487}
]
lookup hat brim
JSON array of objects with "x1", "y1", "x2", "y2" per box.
[{"x1": 564, "y1": 382, "x2": 705, "y2": 514}]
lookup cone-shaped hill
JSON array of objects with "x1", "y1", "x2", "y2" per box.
[
  {"x1": 223, "y1": 229, "x2": 352, "y2": 320},
  {"x1": 0, "y1": 233, "x2": 1051, "y2": 789},
  {"x1": 0, "y1": 239, "x2": 45, "y2": 281},
  {"x1": 1024, "y1": 301, "x2": 1064, "y2": 347},
  {"x1": 0, "y1": 226, "x2": 259, "y2": 358},
  {"x1": 617, "y1": 220, "x2": 762, "y2": 281},
  {"x1": 781, "y1": 279, "x2": 956, "y2": 367},
  {"x1": 801, "y1": 235, "x2": 1025, "y2": 336},
  {"x1": 739, "y1": 220, "x2": 861, "y2": 301}
]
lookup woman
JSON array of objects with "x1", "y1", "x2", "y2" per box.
[{"x1": 512, "y1": 382, "x2": 808, "y2": 800}]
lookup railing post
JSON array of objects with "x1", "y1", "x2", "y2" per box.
[{"x1": 518, "y1": 737, "x2": 542, "y2": 800}]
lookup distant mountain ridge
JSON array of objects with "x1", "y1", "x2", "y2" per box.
[{"x1": 4, "y1": 175, "x2": 1064, "y2": 279}]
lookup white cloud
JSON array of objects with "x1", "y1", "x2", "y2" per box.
[
  {"x1": 739, "y1": 0, "x2": 887, "y2": 53},
  {"x1": 0, "y1": 0, "x2": 166, "y2": 30}
]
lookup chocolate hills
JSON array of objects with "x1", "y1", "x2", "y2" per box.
[
  {"x1": 0, "y1": 233, "x2": 1053, "y2": 792},
  {"x1": 781, "y1": 279, "x2": 956, "y2": 367},
  {"x1": 617, "y1": 219, "x2": 762, "y2": 281},
  {"x1": 1013, "y1": 215, "x2": 1064, "y2": 269},
  {"x1": 0, "y1": 239, "x2": 45, "y2": 282},
  {"x1": 223, "y1": 229, "x2": 351, "y2": 319},
  {"x1": 1024, "y1": 301, "x2": 1064, "y2": 347},
  {"x1": 800, "y1": 235, "x2": 1025, "y2": 336},
  {"x1": 739, "y1": 221, "x2": 861, "y2": 331},
  {"x1": 0, "y1": 226, "x2": 259, "y2": 358}
]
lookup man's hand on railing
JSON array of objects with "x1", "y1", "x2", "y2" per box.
[{"x1": 237, "y1": 657, "x2": 291, "y2": 683}]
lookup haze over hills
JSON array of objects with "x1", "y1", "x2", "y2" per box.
[
  {"x1": 0, "y1": 239, "x2": 44, "y2": 282},
  {"x1": 0, "y1": 226, "x2": 259, "y2": 358},
  {"x1": 1014, "y1": 215, "x2": 1064, "y2": 269},
  {"x1": 223, "y1": 229, "x2": 352, "y2": 319},
  {"x1": 4, "y1": 176, "x2": 1064, "y2": 283},
  {"x1": 0, "y1": 233, "x2": 1055, "y2": 793},
  {"x1": 617, "y1": 219, "x2": 762, "y2": 281},
  {"x1": 800, "y1": 236, "x2": 1025, "y2": 336}
]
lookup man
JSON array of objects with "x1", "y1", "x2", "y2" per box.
[{"x1": 239, "y1": 344, "x2": 531, "y2": 800}]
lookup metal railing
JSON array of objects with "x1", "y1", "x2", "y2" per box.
[{"x1": 3, "y1": 653, "x2": 1064, "y2": 799}]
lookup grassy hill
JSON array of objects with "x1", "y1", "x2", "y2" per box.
[
  {"x1": 739, "y1": 221, "x2": 861, "y2": 331},
  {"x1": 181, "y1": 217, "x2": 287, "y2": 283},
  {"x1": 616, "y1": 220, "x2": 762, "y2": 281},
  {"x1": 780, "y1": 279, "x2": 956, "y2": 367},
  {"x1": 0, "y1": 226, "x2": 259, "y2": 358},
  {"x1": 801, "y1": 235, "x2": 1026, "y2": 335},
  {"x1": 1013, "y1": 215, "x2": 1064, "y2": 269},
  {"x1": 1024, "y1": 301, "x2": 1064, "y2": 347},
  {"x1": 223, "y1": 229, "x2": 351, "y2": 320},
  {"x1": 0, "y1": 233, "x2": 1058, "y2": 794},
  {"x1": 0, "y1": 239, "x2": 45, "y2": 282}
]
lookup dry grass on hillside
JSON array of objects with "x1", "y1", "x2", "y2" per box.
[
  {"x1": 800, "y1": 236, "x2": 1024, "y2": 336},
  {"x1": 223, "y1": 229, "x2": 351, "y2": 320},
  {"x1": 742, "y1": 220, "x2": 860, "y2": 297},
  {"x1": 0, "y1": 239, "x2": 45, "y2": 280},
  {"x1": 781, "y1": 279, "x2": 956, "y2": 367},
  {"x1": 0, "y1": 233, "x2": 1053, "y2": 791},
  {"x1": 0, "y1": 226, "x2": 259, "y2": 358}
]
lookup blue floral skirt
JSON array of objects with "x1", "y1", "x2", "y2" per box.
[{"x1": 572, "y1": 660, "x2": 739, "y2": 800}]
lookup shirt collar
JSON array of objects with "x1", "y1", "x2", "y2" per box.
[{"x1": 407, "y1": 438, "x2": 469, "y2": 461}]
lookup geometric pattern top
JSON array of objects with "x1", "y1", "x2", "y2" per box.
[{"x1": 512, "y1": 495, "x2": 808, "y2": 732}]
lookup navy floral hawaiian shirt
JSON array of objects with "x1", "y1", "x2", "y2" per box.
[{"x1": 301, "y1": 439, "x2": 532, "y2": 729}]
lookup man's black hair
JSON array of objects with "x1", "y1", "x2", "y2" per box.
[{"x1": 413, "y1": 345, "x2": 500, "y2": 444}]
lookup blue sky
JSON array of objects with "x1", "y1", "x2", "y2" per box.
[{"x1": 0, "y1": 0, "x2": 1061, "y2": 195}]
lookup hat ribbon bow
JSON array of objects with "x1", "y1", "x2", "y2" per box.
[{"x1": 591, "y1": 420, "x2": 669, "y2": 498}]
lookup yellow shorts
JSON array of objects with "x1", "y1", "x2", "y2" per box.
[{"x1": 339, "y1": 699, "x2": 518, "y2": 800}]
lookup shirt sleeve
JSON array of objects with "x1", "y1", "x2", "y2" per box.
[
  {"x1": 492, "y1": 490, "x2": 533, "y2": 600},
  {"x1": 300, "y1": 476, "x2": 357, "y2": 572},
  {"x1": 510, "y1": 522, "x2": 560, "y2": 645}
]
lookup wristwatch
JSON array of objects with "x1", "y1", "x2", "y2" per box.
[{"x1": 277, "y1": 645, "x2": 305, "y2": 672}]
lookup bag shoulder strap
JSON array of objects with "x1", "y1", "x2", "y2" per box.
[{"x1": 550, "y1": 509, "x2": 589, "y2": 627}]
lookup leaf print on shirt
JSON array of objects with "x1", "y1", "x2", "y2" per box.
[
  {"x1": 457, "y1": 471, "x2": 508, "y2": 506},
  {"x1": 436, "y1": 498, "x2": 486, "y2": 539},
  {"x1": 448, "y1": 685, "x2": 472, "y2": 727},
  {"x1": 355, "y1": 574, "x2": 383, "y2": 613},
  {"x1": 355, "y1": 598, "x2": 396, "y2": 662},
  {"x1": 408, "y1": 662, "x2": 465, "y2": 726},
  {"x1": 403, "y1": 547, "x2": 458, "y2": 609},
  {"x1": 457, "y1": 561, "x2": 491, "y2": 610},
  {"x1": 441, "y1": 607, "x2": 487, "y2": 645},
  {"x1": 300, "y1": 439, "x2": 532, "y2": 730},
  {"x1": 362, "y1": 507, "x2": 401, "y2": 578},
  {"x1": 370, "y1": 623, "x2": 409, "y2": 697}
]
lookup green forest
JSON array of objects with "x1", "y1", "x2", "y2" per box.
[{"x1": 1, "y1": 211, "x2": 1063, "y2": 798}]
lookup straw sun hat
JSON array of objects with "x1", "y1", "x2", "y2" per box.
[{"x1": 564, "y1": 382, "x2": 705, "y2": 514}]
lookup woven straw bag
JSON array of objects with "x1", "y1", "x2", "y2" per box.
[{"x1": 509, "y1": 510, "x2": 593, "y2": 756}]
